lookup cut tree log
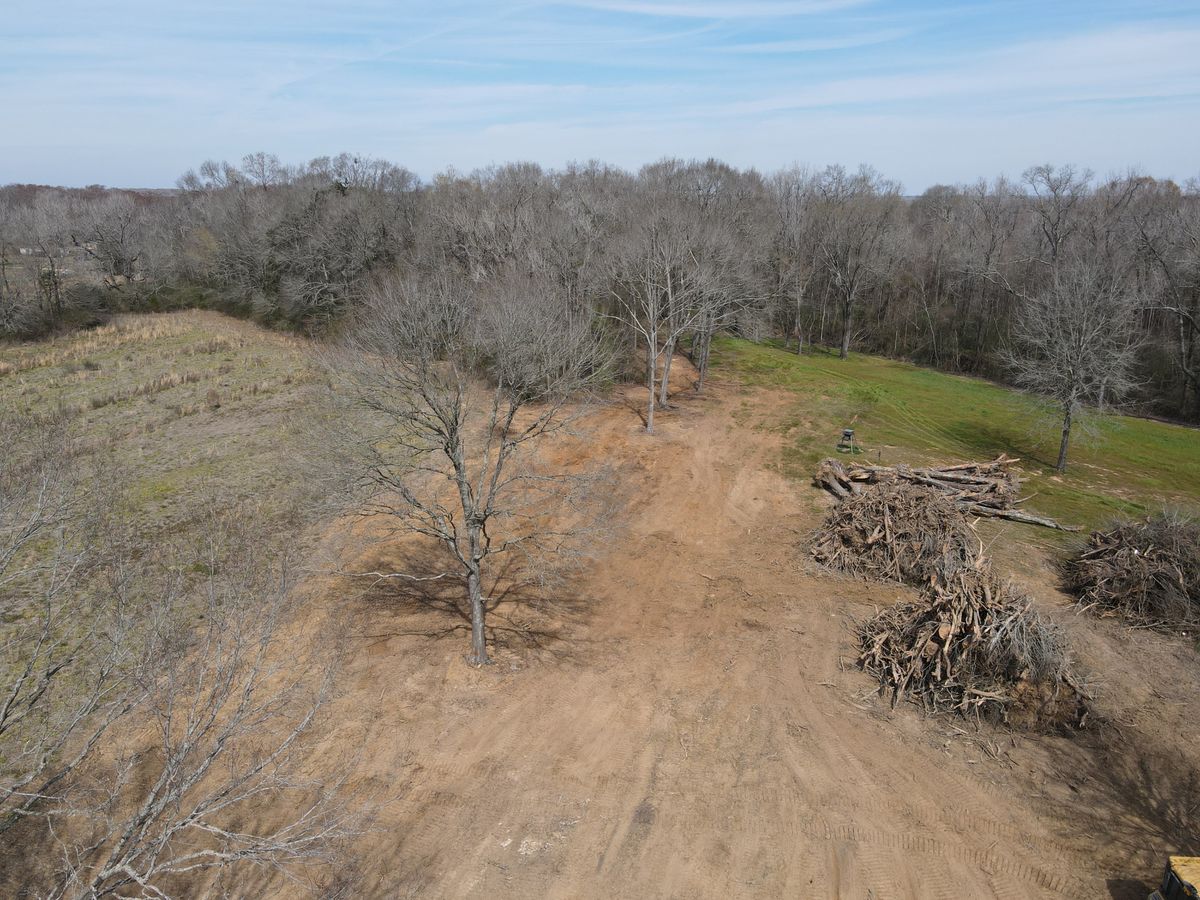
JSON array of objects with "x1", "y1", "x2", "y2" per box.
[
  {"x1": 963, "y1": 504, "x2": 1082, "y2": 532},
  {"x1": 813, "y1": 455, "x2": 1078, "y2": 531}
]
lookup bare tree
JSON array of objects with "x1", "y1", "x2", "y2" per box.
[
  {"x1": 1022, "y1": 163, "x2": 1093, "y2": 264},
  {"x1": 69, "y1": 193, "x2": 146, "y2": 285},
  {"x1": 325, "y1": 270, "x2": 611, "y2": 665},
  {"x1": 37, "y1": 516, "x2": 350, "y2": 900},
  {"x1": 606, "y1": 169, "x2": 750, "y2": 427},
  {"x1": 1007, "y1": 261, "x2": 1142, "y2": 471},
  {"x1": 769, "y1": 166, "x2": 821, "y2": 354},
  {"x1": 1131, "y1": 177, "x2": 1200, "y2": 416},
  {"x1": 0, "y1": 414, "x2": 136, "y2": 836},
  {"x1": 606, "y1": 207, "x2": 696, "y2": 432},
  {"x1": 811, "y1": 165, "x2": 902, "y2": 359},
  {"x1": 1, "y1": 416, "x2": 353, "y2": 896}
]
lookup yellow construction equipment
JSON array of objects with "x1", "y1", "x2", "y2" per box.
[{"x1": 1150, "y1": 856, "x2": 1200, "y2": 900}]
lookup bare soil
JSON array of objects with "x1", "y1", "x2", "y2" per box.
[{"x1": 298, "y1": 365, "x2": 1200, "y2": 899}]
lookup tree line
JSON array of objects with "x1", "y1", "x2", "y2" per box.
[{"x1": 2, "y1": 153, "x2": 1198, "y2": 427}]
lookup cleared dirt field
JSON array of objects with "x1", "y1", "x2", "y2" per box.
[
  {"x1": 5, "y1": 313, "x2": 1197, "y2": 898},
  {"x1": 309, "y1": 369, "x2": 1200, "y2": 899}
]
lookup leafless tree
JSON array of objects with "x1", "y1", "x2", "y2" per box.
[
  {"x1": 1, "y1": 415, "x2": 353, "y2": 896},
  {"x1": 34, "y1": 515, "x2": 351, "y2": 900},
  {"x1": 769, "y1": 166, "x2": 821, "y2": 353},
  {"x1": 0, "y1": 194, "x2": 80, "y2": 336},
  {"x1": 1007, "y1": 260, "x2": 1142, "y2": 471},
  {"x1": 1130, "y1": 177, "x2": 1200, "y2": 415},
  {"x1": 811, "y1": 165, "x2": 903, "y2": 359},
  {"x1": 0, "y1": 414, "x2": 136, "y2": 836},
  {"x1": 1022, "y1": 163, "x2": 1094, "y2": 264},
  {"x1": 69, "y1": 194, "x2": 146, "y2": 285},
  {"x1": 607, "y1": 205, "x2": 696, "y2": 431},
  {"x1": 324, "y1": 269, "x2": 612, "y2": 665}
]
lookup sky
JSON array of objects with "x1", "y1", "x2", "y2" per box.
[{"x1": 3, "y1": 0, "x2": 1199, "y2": 190}]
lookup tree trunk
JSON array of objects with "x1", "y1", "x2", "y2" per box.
[
  {"x1": 696, "y1": 328, "x2": 713, "y2": 391},
  {"x1": 840, "y1": 319, "x2": 852, "y2": 360},
  {"x1": 658, "y1": 337, "x2": 675, "y2": 408},
  {"x1": 467, "y1": 568, "x2": 488, "y2": 665},
  {"x1": 1056, "y1": 405, "x2": 1073, "y2": 473},
  {"x1": 645, "y1": 342, "x2": 656, "y2": 434},
  {"x1": 795, "y1": 288, "x2": 805, "y2": 354}
]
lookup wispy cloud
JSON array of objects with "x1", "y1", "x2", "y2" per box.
[
  {"x1": 721, "y1": 27, "x2": 912, "y2": 52},
  {"x1": 726, "y1": 25, "x2": 1200, "y2": 114},
  {"x1": 2, "y1": 0, "x2": 1198, "y2": 188},
  {"x1": 567, "y1": 0, "x2": 870, "y2": 18}
]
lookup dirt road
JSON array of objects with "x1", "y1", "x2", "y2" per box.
[{"x1": 305, "y1": 373, "x2": 1196, "y2": 899}]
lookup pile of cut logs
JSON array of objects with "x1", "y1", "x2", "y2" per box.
[{"x1": 814, "y1": 455, "x2": 1078, "y2": 531}]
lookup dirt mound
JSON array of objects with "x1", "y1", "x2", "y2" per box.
[{"x1": 1064, "y1": 510, "x2": 1200, "y2": 629}]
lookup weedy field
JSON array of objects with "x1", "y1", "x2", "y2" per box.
[
  {"x1": 0, "y1": 310, "x2": 316, "y2": 532},
  {"x1": 715, "y1": 337, "x2": 1200, "y2": 532}
]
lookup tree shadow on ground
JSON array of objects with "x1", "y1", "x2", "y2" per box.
[
  {"x1": 1043, "y1": 728, "x2": 1200, "y2": 897},
  {"x1": 938, "y1": 418, "x2": 1054, "y2": 470},
  {"x1": 347, "y1": 543, "x2": 602, "y2": 665}
]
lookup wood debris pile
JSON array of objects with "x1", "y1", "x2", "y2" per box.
[
  {"x1": 811, "y1": 483, "x2": 979, "y2": 585},
  {"x1": 815, "y1": 455, "x2": 1078, "y2": 531},
  {"x1": 812, "y1": 478, "x2": 1088, "y2": 729},
  {"x1": 858, "y1": 564, "x2": 1087, "y2": 728},
  {"x1": 1064, "y1": 511, "x2": 1200, "y2": 629}
]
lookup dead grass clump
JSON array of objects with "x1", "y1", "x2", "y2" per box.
[
  {"x1": 184, "y1": 337, "x2": 235, "y2": 355},
  {"x1": 858, "y1": 566, "x2": 1086, "y2": 728},
  {"x1": 1063, "y1": 510, "x2": 1200, "y2": 629},
  {"x1": 811, "y1": 483, "x2": 980, "y2": 585},
  {"x1": 87, "y1": 370, "x2": 206, "y2": 411}
]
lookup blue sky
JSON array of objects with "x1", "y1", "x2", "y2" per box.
[{"x1": 3, "y1": 0, "x2": 1199, "y2": 189}]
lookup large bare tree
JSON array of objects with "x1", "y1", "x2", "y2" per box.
[
  {"x1": 1, "y1": 415, "x2": 352, "y2": 896},
  {"x1": 1007, "y1": 261, "x2": 1142, "y2": 471},
  {"x1": 37, "y1": 516, "x2": 349, "y2": 900},
  {"x1": 811, "y1": 165, "x2": 903, "y2": 359},
  {"x1": 326, "y1": 269, "x2": 611, "y2": 665}
]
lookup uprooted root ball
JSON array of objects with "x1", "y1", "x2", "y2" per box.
[
  {"x1": 1064, "y1": 510, "x2": 1200, "y2": 629},
  {"x1": 811, "y1": 483, "x2": 981, "y2": 585}
]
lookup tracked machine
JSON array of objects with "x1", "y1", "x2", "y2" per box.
[{"x1": 1151, "y1": 857, "x2": 1200, "y2": 900}]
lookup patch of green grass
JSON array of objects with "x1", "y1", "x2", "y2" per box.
[{"x1": 713, "y1": 337, "x2": 1200, "y2": 533}]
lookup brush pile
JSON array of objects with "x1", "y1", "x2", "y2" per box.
[
  {"x1": 811, "y1": 483, "x2": 979, "y2": 585},
  {"x1": 1064, "y1": 511, "x2": 1200, "y2": 629},
  {"x1": 815, "y1": 456, "x2": 1078, "y2": 530},
  {"x1": 858, "y1": 566, "x2": 1085, "y2": 727},
  {"x1": 812, "y1": 474, "x2": 1087, "y2": 728}
]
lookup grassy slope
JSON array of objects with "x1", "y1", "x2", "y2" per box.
[
  {"x1": 0, "y1": 311, "x2": 316, "y2": 535},
  {"x1": 712, "y1": 337, "x2": 1200, "y2": 533}
]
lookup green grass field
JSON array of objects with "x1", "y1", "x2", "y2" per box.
[{"x1": 712, "y1": 337, "x2": 1200, "y2": 533}]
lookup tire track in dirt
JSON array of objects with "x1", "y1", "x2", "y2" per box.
[
  {"x1": 300, "y1": 377, "x2": 1125, "y2": 898},
  {"x1": 799, "y1": 822, "x2": 1072, "y2": 895}
]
